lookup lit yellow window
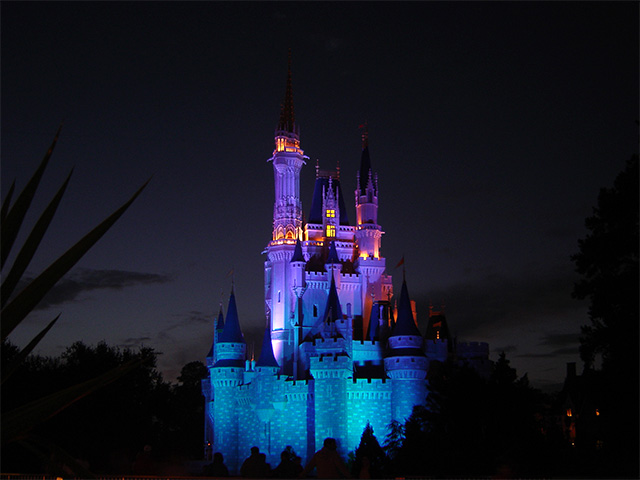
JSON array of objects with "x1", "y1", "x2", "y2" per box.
[
  {"x1": 326, "y1": 209, "x2": 335, "y2": 218},
  {"x1": 326, "y1": 225, "x2": 336, "y2": 237},
  {"x1": 566, "y1": 408, "x2": 572, "y2": 417}
]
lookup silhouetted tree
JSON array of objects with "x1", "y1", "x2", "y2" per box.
[
  {"x1": 351, "y1": 422, "x2": 387, "y2": 478},
  {"x1": 1, "y1": 340, "x2": 186, "y2": 474},
  {"x1": 573, "y1": 154, "x2": 639, "y2": 373},
  {"x1": 572, "y1": 153, "x2": 639, "y2": 477},
  {"x1": 395, "y1": 356, "x2": 550, "y2": 478}
]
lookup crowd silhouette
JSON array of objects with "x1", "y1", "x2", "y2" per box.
[{"x1": 205, "y1": 439, "x2": 353, "y2": 478}]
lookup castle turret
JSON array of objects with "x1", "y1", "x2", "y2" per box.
[
  {"x1": 265, "y1": 52, "x2": 309, "y2": 374},
  {"x1": 384, "y1": 279, "x2": 428, "y2": 422},
  {"x1": 354, "y1": 129, "x2": 386, "y2": 337},
  {"x1": 211, "y1": 287, "x2": 247, "y2": 473}
]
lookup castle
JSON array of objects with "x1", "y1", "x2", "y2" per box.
[{"x1": 201, "y1": 61, "x2": 491, "y2": 473}]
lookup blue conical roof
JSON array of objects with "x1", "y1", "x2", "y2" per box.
[
  {"x1": 390, "y1": 280, "x2": 421, "y2": 337},
  {"x1": 216, "y1": 304, "x2": 225, "y2": 331},
  {"x1": 358, "y1": 146, "x2": 372, "y2": 193},
  {"x1": 323, "y1": 274, "x2": 343, "y2": 323},
  {"x1": 207, "y1": 305, "x2": 225, "y2": 358},
  {"x1": 255, "y1": 326, "x2": 280, "y2": 368},
  {"x1": 366, "y1": 302, "x2": 381, "y2": 341},
  {"x1": 308, "y1": 176, "x2": 350, "y2": 226},
  {"x1": 326, "y1": 241, "x2": 340, "y2": 265},
  {"x1": 291, "y1": 239, "x2": 305, "y2": 263},
  {"x1": 218, "y1": 289, "x2": 245, "y2": 343}
]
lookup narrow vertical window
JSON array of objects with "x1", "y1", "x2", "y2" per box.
[
  {"x1": 313, "y1": 305, "x2": 318, "y2": 317},
  {"x1": 278, "y1": 290, "x2": 281, "y2": 303}
]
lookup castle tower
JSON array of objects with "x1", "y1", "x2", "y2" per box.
[
  {"x1": 354, "y1": 127, "x2": 386, "y2": 337},
  {"x1": 211, "y1": 288, "x2": 246, "y2": 472},
  {"x1": 309, "y1": 274, "x2": 353, "y2": 457},
  {"x1": 203, "y1": 303, "x2": 225, "y2": 459},
  {"x1": 265, "y1": 52, "x2": 309, "y2": 374},
  {"x1": 384, "y1": 278, "x2": 428, "y2": 422}
]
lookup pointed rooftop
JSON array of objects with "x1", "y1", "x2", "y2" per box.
[
  {"x1": 277, "y1": 49, "x2": 295, "y2": 134},
  {"x1": 390, "y1": 279, "x2": 421, "y2": 337},
  {"x1": 326, "y1": 240, "x2": 340, "y2": 265},
  {"x1": 255, "y1": 325, "x2": 280, "y2": 369},
  {"x1": 291, "y1": 238, "x2": 305, "y2": 263},
  {"x1": 308, "y1": 175, "x2": 350, "y2": 225},
  {"x1": 366, "y1": 302, "x2": 381, "y2": 341},
  {"x1": 207, "y1": 304, "x2": 225, "y2": 358},
  {"x1": 323, "y1": 273, "x2": 343, "y2": 324},
  {"x1": 216, "y1": 304, "x2": 225, "y2": 332},
  {"x1": 358, "y1": 123, "x2": 372, "y2": 192},
  {"x1": 218, "y1": 288, "x2": 245, "y2": 344}
]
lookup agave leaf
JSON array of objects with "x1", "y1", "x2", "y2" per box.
[
  {"x1": 1, "y1": 180, "x2": 16, "y2": 225},
  {"x1": 1, "y1": 357, "x2": 143, "y2": 445},
  {"x1": 0, "y1": 178, "x2": 150, "y2": 341},
  {"x1": 1, "y1": 170, "x2": 74, "y2": 308},
  {"x1": 1, "y1": 125, "x2": 62, "y2": 269},
  {"x1": 1, "y1": 314, "x2": 61, "y2": 385}
]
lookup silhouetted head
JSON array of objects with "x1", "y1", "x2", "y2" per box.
[
  {"x1": 213, "y1": 452, "x2": 224, "y2": 464},
  {"x1": 323, "y1": 438, "x2": 337, "y2": 450},
  {"x1": 251, "y1": 446, "x2": 260, "y2": 455}
]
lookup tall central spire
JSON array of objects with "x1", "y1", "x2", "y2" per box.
[{"x1": 278, "y1": 49, "x2": 295, "y2": 134}]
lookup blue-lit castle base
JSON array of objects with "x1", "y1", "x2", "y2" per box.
[{"x1": 201, "y1": 59, "x2": 491, "y2": 474}]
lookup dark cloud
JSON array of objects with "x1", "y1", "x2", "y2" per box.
[
  {"x1": 25, "y1": 268, "x2": 173, "y2": 310},
  {"x1": 539, "y1": 332, "x2": 580, "y2": 348},
  {"x1": 157, "y1": 311, "x2": 212, "y2": 341},
  {"x1": 493, "y1": 344, "x2": 518, "y2": 354},
  {"x1": 119, "y1": 337, "x2": 152, "y2": 348}
]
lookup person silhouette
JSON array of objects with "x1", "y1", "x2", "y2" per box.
[
  {"x1": 203, "y1": 452, "x2": 229, "y2": 477},
  {"x1": 241, "y1": 446, "x2": 262, "y2": 478},
  {"x1": 301, "y1": 438, "x2": 351, "y2": 478}
]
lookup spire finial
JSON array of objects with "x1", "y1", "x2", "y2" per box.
[
  {"x1": 359, "y1": 121, "x2": 369, "y2": 149},
  {"x1": 278, "y1": 49, "x2": 295, "y2": 133}
]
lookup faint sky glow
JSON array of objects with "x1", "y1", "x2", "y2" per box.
[{"x1": 1, "y1": 2, "x2": 637, "y2": 390}]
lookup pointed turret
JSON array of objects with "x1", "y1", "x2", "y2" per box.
[
  {"x1": 358, "y1": 124, "x2": 372, "y2": 193},
  {"x1": 390, "y1": 280, "x2": 422, "y2": 338},
  {"x1": 218, "y1": 287, "x2": 245, "y2": 344},
  {"x1": 326, "y1": 240, "x2": 340, "y2": 265},
  {"x1": 366, "y1": 301, "x2": 381, "y2": 341},
  {"x1": 291, "y1": 238, "x2": 305, "y2": 263},
  {"x1": 384, "y1": 277, "x2": 428, "y2": 422},
  {"x1": 277, "y1": 49, "x2": 295, "y2": 134},
  {"x1": 207, "y1": 304, "x2": 225, "y2": 362},
  {"x1": 255, "y1": 325, "x2": 280, "y2": 371}
]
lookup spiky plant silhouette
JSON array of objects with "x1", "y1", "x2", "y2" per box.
[{"x1": 1, "y1": 126, "x2": 150, "y2": 469}]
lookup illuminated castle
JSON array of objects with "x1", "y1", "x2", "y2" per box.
[{"x1": 201, "y1": 60, "x2": 490, "y2": 473}]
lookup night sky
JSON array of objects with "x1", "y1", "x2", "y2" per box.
[{"x1": 2, "y1": 2, "x2": 637, "y2": 390}]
